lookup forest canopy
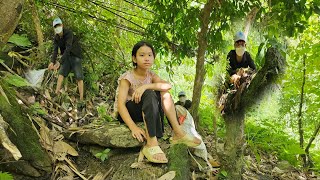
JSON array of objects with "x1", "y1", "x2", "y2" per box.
[{"x1": 0, "y1": 0, "x2": 319, "y2": 179}]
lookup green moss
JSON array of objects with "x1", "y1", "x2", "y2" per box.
[
  {"x1": 168, "y1": 144, "x2": 190, "y2": 180},
  {"x1": 0, "y1": 81, "x2": 51, "y2": 172}
]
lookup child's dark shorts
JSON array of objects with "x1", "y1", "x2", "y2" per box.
[{"x1": 59, "y1": 56, "x2": 83, "y2": 80}]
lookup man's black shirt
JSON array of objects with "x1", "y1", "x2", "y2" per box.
[
  {"x1": 227, "y1": 50, "x2": 256, "y2": 75},
  {"x1": 52, "y1": 28, "x2": 82, "y2": 63}
]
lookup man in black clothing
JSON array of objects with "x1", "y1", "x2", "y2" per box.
[
  {"x1": 48, "y1": 17, "x2": 84, "y2": 100},
  {"x1": 175, "y1": 91, "x2": 192, "y2": 110},
  {"x1": 227, "y1": 31, "x2": 256, "y2": 87}
]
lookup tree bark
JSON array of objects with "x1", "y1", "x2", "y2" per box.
[
  {"x1": 0, "y1": 0, "x2": 25, "y2": 48},
  {"x1": 168, "y1": 144, "x2": 190, "y2": 180},
  {"x1": 222, "y1": 110, "x2": 245, "y2": 179},
  {"x1": 29, "y1": 0, "x2": 44, "y2": 45},
  {"x1": 221, "y1": 47, "x2": 285, "y2": 179},
  {"x1": 244, "y1": 7, "x2": 259, "y2": 38},
  {"x1": 190, "y1": 0, "x2": 215, "y2": 126},
  {"x1": 0, "y1": 81, "x2": 52, "y2": 174}
]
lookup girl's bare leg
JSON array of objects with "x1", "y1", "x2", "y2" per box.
[{"x1": 160, "y1": 91, "x2": 200, "y2": 144}]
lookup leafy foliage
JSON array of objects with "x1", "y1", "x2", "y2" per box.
[
  {"x1": 2, "y1": 0, "x2": 320, "y2": 176},
  {"x1": 280, "y1": 14, "x2": 320, "y2": 151},
  {"x1": 0, "y1": 171, "x2": 13, "y2": 180},
  {"x1": 30, "y1": 102, "x2": 47, "y2": 115},
  {"x1": 3, "y1": 74, "x2": 31, "y2": 87},
  {"x1": 95, "y1": 148, "x2": 111, "y2": 162},
  {"x1": 246, "y1": 121, "x2": 304, "y2": 166},
  {"x1": 8, "y1": 34, "x2": 32, "y2": 47},
  {"x1": 97, "y1": 103, "x2": 113, "y2": 122}
]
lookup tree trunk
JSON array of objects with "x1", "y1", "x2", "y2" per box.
[
  {"x1": 168, "y1": 144, "x2": 190, "y2": 180},
  {"x1": 244, "y1": 7, "x2": 259, "y2": 38},
  {"x1": 220, "y1": 47, "x2": 285, "y2": 179},
  {"x1": 29, "y1": 0, "x2": 44, "y2": 45},
  {"x1": 0, "y1": 81, "x2": 52, "y2": 174},
  {"x1": 298, "y1": 55, "x2": 306, "y2": 166},
  {"x1": 222, "y1": 110, "x2": 245, "y2": 179},
  {"x1": 0, "y1": 0, "x2": 25, "y2": 48},
  {"x1": 190, "y1": 0, "x2": 215, "y2": 126}
]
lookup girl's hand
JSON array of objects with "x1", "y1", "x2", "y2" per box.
[
  {"x1": 130, "y1": 126, "x2": 146, "y2": 142},
  {"x1": 132, "y1": 86, "x2": 146, "y2": 103}
]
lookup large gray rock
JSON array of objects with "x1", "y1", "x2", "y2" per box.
[{"x1": 64, "y1": 122, "x2": 143, "y2": 148}]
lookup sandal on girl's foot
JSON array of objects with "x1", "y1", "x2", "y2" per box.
[
  {"x1": 170, "y1": 134, "x2": 201, "y2": 147},
  {"x1": 138, "y1": 146, "x2": 168, "y2": 164}
]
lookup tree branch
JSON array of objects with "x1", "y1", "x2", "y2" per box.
[
  {"x1": 94, "y1": 0, "x2": 153, "y2": 21},
  {"x1": 123, "y1": 0, "x2": 156, "y2": 14},
  {"x1": 244, "y1": 7, "x2": 259, "y2": 38},
  {"x1": 39, "y1": 0, "x2": 144, "y2": 35},
  {"x1": 305, "y1": 122, "x2": 320, "y2": 154},
  {"x1": 88, "y1": 0, "x2": 146, "y2": 30}
]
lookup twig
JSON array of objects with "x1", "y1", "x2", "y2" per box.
[
  {"x1": 65, "y1": 158, "x2": 88, "y2": 180},
  {"x1": 41, "y1": 93, "x2": 76, "y2": 121},
  {"x1": 0, "y1": 61, "x2": 17, "y2": 75},
  {"x1": 15, "y1": 91, "x2": 68, "y2": 128},
  {"x1": 8, "y1": 51, "x2": 31, "y2": 67},
  {"x1": 103, "y1": 167, "x2": 114, "y2": 179}
]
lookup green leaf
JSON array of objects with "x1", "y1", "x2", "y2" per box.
[
  {"x1": 0, "y1": 171, "x2": 13, "y2": 180},
  {"x1": 8, "y1": 34, "x2": 32, "y2": 47},
  {"x1": 220, "y1": 170, "x2": 228, "y2": 177},
  {"x1": 31, "y1": 102, "x2": 47, "y2": 115},
  {"x1": 95, "y1": 153, "x2": 102, "y2": 157},
  {"x1": 103, "y1": 148, "x2": 111, "y2": 153},
  {"x1": 4, "y1": 74, "x2": 31, "y2": 87},
  {"x1": 101, "y1": 154, "x2": 107, "y2": 161}
]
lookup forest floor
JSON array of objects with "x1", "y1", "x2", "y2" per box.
[{"x1": 9, "y1": 72, "x2": 320, "y2": 180}]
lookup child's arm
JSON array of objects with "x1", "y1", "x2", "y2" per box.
[
  {"x1": 117, "y1": 79, "x2": 146, "y2": 142},
  {"x1": 131, "y1": 74, "x2": 171, "y2": 103},
  {"x1": 145, "y1": 73, "x2": 172, "y2": 91}
]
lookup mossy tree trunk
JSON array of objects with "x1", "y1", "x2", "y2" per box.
[
  {"x1": 168, "y1": 144, "x2": 190, "y2": 180},
  {"x1": 0, "y1": 82, "x2": 52, "y2": 175},
  {"x1": 222, "y1": 110, "x2": 245, "y2": 179},
  {"x1": 220, "y1": 47, "x2": 285, "y2": 179},
  {"x1": 0, "y1": 0, "x2": 25, "y2": 48}
]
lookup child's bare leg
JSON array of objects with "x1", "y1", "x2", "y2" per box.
[
  {"x1": 160, "y1": 91, "x2": 185, "y2": 137},
  {"x1": 160, "y1": 91, "x2": 200, "y2": 144}
]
